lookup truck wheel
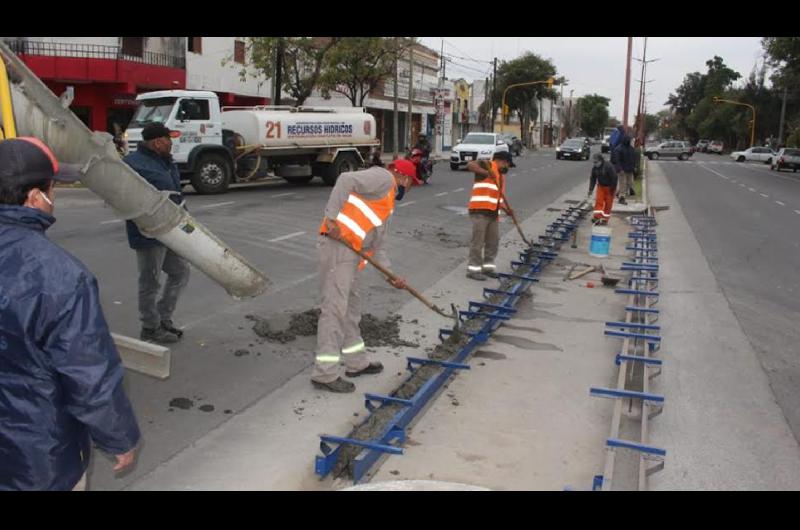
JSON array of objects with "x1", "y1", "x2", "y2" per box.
[
  {"x1": 284, "y1": 176, "x2": 314, "y2": 185},
  {"x1": 650, "y1": 152, "x2": 659, "y2": 160},
  {"x1": 319, "y1": 152, "x2": 360, "y2": 186},
  {"x1": 191, "y1": 153, "x2": 231, "y2": 194}
]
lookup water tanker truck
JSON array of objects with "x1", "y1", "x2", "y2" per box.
[{"x1": 125, "y1": 90, "x2": 380, "y2": 194}]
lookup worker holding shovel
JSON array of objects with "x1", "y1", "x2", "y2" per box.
[
  {"x1": 465, "y1": 151, "x2": 514, "y2": 281},
  {"x1": 312, "y1": 159, "x2": 421, "y2": 393}
]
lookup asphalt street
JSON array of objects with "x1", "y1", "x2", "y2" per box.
[
  {"x1": 653, "y1": 152, "x2": 800, "y2": 443},
  {"x1": 49, "y1": 147, "x2": 593, "y2": 490}
]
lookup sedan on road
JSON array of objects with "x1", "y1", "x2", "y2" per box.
[
  {"x1": 557, "y1": 138, "x2": 590, "y2": 160},
  {"x1": 730, "y1": 146, "x2": 776, "y2": 163},
  {"x1": 450, "y1": 133, "x2": 510, "y2": 170},
  {"x1": 708, "y1": 140, "x2": 724, "y2": 154},
  {"x1": 770, "y1": 148, "x2": 800, "y2": 172}
]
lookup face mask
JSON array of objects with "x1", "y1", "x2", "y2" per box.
[
  {"x1": 499, "y1": 166, "x2": 509, "y2": 174},
  {"x1": 39, "y1": 190, "x2": 53, "y2": 207},
  {"x1": 395, "y1": 185, "x2": 406, "y2": 201}
]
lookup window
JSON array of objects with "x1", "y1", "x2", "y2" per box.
[
  {"x1": 129, "y1": 97, "x2": 178, "y2": 128},
  {"x1": 234, "y1": 40, "x2": 245, "y2": 64},
  {"x1": 177, "y1": 99, "x2": 210, "y2": 121},
  {"x1": 187, "y1": 37, "x2": 203, "y2": 54},
  {"x1": 121, "y1": 37, "x2": 144, "y2": 58}
]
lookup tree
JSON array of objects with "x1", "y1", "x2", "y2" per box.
[
  {"x1": 576, "y1": 94, "x2": 610, "y2": 137},
  {"x1": 227, "y1": 37, "x2": 340, "y2": 106},
  {"x1": 317, "y1": 37, "x2": 410, "y2": 107},
  {"x1": 493, "y1": 52, "x2": 558, "y2": 146}
]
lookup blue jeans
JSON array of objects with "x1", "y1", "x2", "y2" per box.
[{"x1": 135, "y1": 246, "x2": 190, "y2": 330}]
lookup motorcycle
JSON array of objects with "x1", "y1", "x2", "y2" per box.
[{"x1": 408, "y1": 148, "x2": 433, "y2": 184}]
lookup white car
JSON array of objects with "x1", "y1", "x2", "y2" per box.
[
  {"x1": 730, "y1": 146, "x2": 776, "y2": 164},
  {"x1": 450, "y1": 133, "x2": 510, "y2": 170}
]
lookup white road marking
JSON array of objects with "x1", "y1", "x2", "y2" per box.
[
  {"x1": 760, "y1": 193, "x2": 769, "y2": 198},
  {"x1": 748, "y1": 187, "x2": 756, "y2": 192},
  {"x1": 268, "y1": 231, "x2": 306, "y2": 243},
  {"x1": 397, "y1": 200, "x2": 417, "y2": 208},
  {"x1": 435, "y1": 192, "x2": 448, "y2": 197},
  {"x1": 271, "y1": 192, "x2": 296, "y2": 198},
  {"x1": 452, "y1": 187, "x2": 465, "y2": 192},
  {"x1": 794, "y1": 210, "x2": 800, "y2": 215},
  {"x1": 775, "y1": 201, "x2": 786, "y2": 206},
  {"x1": 739, "y1": 183, "x2": 746, "y2": 188},
  {"x1": 100, "y1": 219, "x2": 123, "y2": 225},
  {"x1": 197, "y1": 201, "x2": 235, "y2": 210}
]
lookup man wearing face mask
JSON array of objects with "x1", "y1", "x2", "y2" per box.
[
  {"x1": 588, "y1": 152, "x2": 618, "y2": 225},
  {"x1": 464, "y1": 151, "x2": 513, "y2": 281},
  {"x1": 123, "y1": 123, "x2": 190, "y2": 345},
  {"x1": 312, "y1": 158, "x2": 421, "y2": 393},
  {"x1": 0, "y1": 138, "x2": 140, "y2": 490}
]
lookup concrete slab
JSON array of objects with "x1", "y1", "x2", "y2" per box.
[{"x1": 646, "y1": 162, "x2": 800, "y2": 490}]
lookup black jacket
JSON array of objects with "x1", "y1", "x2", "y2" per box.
[
  {"x1": 611, "y1": 136, "x2": 636, "y2": 173},
  {"x1": 589, "y1": 161, "x2": 618, "y2": 192},
  {"x1": 123, "y1": 144, "x2": 184, "y2": 250},
  {"x1": 0, "y1": 206, "x2": 140, "y2": 490}
]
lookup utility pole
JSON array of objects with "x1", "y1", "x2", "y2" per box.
[
  {"x1": 549, "y1": 97, "x2": 553, "y2": 146},
  {"x1": 623, "y1": 37, "x2": 632, "y2": 130},
  {"x1": 440, "y1": 40, "x2": 446, "y2": 152},
  {"x1": 778, "y1": 84, "x2": 788, "y2": 146},
  {"x1": 406, "y1": 41, "x2": 414, "y2": 150},
  {"x1": 633, "y1": 38, "x2": 659, "y2": 146},
  {"x1": 274, "y1": 37, "x2": 284, "y2": 106},
  {"x1": 560, "y1": 83, "x2": 565, "y2": 142},
  {"x1": 568, "y1": 89, "x2": 574, "y2": 137},
  {"x1": 393, "y1": 40, "x2": 399, "y2": 158},
  {"x1": 539, "y1": 97, "x2": 544, "y2": 147},
  {"x1": 491, "y1": 57, "x2": 497, "y2": 132}
]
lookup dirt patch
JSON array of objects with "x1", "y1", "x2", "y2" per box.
[
  {"x1": 169, "y1": 397, "x2": 194, "y2": 410},
  {"x1": 233, "y1": 349, "x2": 250, "y2": 357},
  {"x1": 199, "y1": 404, "x2": 215, "y2": 412},
  {"x1": 247, "y1": 310, "x2": 418, "y2": 348}
]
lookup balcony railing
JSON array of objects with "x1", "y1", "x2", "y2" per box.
[{"x1": 7, "y1": 39, "x2": 185, "y2": 69}]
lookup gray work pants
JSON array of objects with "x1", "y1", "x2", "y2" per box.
[
  {"x1": 312, "y1": 236, "x2": 371, "y2": 383},
  {"x1": 135, "y1": 245, "x2": 190, "y2": 330},
  {"x1": 468, "y1": 211, "x2": 499, "y2": 273},
  {"x1": 617, "y1": 171, "x2": 634, "y2": 197}
]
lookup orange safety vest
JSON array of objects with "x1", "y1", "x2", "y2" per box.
[
  {"x1": 468, "y1": 161, "x2": 505, "y2": 212},
  {"x1": 320, "y1": 186, "x2": 395, "y2": 269}
]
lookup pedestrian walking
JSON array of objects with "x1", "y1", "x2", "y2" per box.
[
  {"x1": 123, "y1": 123, "x2": 190, "y2": 345},
  {"x1": 311, "y1": 159, "x2": 421, "y2": 393},
  {"x1": 588, "y1": 152, "x2": 618, "y2": 225},
  {"x1": 0, "y1": 137, "x2": 140, "y2": 490},
  {"x1": 464, "y1": 151, "x2": 513, "y2": 281},
  {"x1": 612, "y1": 134, "x2": 636, "y2": 204}
]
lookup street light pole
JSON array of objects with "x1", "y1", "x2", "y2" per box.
[
  {"x1": 714, "y1": 96, "x2": 756, "y2": 148},
  {"x1": 623, "y1": 37, "x2": 632, "y2": 129}
]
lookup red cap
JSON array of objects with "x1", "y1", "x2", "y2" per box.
[{"x1": 388, "y1": 158, "x2": 421, "y2": 186}]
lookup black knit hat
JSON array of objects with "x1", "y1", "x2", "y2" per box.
[
  {"x1": 141, "y1": 122, "x2": 173, "y2": 141},
  {"x1": 493, "y1": 151, "x2": 512, "y2": 162}
]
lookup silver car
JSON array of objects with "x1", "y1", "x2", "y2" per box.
[{"x1": 645, "y1": 141, "x2": 692, "y2": 161}]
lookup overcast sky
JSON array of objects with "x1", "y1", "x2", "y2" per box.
[{"x1": 419, "y1": 37, "x2": 767, "y2": 120}]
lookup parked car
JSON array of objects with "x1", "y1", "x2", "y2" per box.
[
  {"x1": 450, "y1": 132, "x2": 510, "y2": 170},
  {"x1": 601, "y1": 135, "x2": 611, "y2": 153},
  {"x1": 708, "y1": 140, "x2": 724, "y2": 154},
  {"x1": 573, "y1": 136, "x2": 592, "y2": 150},
  {"x1": 730, "y1": 146, "x2": 776, "y2": 163},
  {"x1": 645, "y1": 141, "x2": 693, "y2": 160},
  {"x1": 769, "y1": 148, "x2": 800, "y2": 172},
  {"x1": 556, "y1": 138, "x2": 590, "y2": 160},
  {"x1": 696, "y1": 139, "x2": 710, "y2": 152},
  {"x1": 498, "y1": 133, "x2": 523, "y2": 156}
]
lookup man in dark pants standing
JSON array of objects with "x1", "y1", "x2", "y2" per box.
[{"x1": 123, "y1": 123, "x2": 190, "y2": 344}]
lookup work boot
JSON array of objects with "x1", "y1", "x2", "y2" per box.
[
  {"x1": 345, "y1": 362, "x2": 384, "y2": 378},
  {"x1": 160, "y1": 319, "x2": 184, "y2": 338},
  {"x1": 466, "y1": 271, "x2": 487, "y2": 281},
  {"x1": 312, "y1": 377, "x2": 356, "y2": 393},
  {"x1": 482, "y1": 270, "x2": 499, "y2": 279},
  {"x1": 141, "y1": 326, "x2": 180, "y2": 344},
  {"x1": 618, "y1": 196, "x2": 627, "y2": 205}
]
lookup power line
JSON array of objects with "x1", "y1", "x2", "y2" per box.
[{"x1": 441, "y1": 39, "x2": 493, "y2": 65}]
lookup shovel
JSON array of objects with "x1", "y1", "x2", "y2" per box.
[
  {"x1": 478, "y1": 160, "x2": 532, "y2": 246},
  {"x1": 329, "y1": 235, "x2": 460, "y2": 330}
]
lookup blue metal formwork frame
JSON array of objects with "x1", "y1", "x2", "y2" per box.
[{"x1": 315, "y1": 202, "x2": 591, "y2": 483}]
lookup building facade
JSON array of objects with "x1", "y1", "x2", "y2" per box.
[{"x1": 4, "y1": 37, "x2": 270, "y2": 136}]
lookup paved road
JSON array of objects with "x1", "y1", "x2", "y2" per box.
[
  {"x1": 49, "y1": 147, "x2": 594, "y2": 490},
  {"x1": 653, "y1": 152, "x2": 800, "y2": 443}
]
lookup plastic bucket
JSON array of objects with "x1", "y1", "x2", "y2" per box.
[{"x1": 589, "y1": 225, "x2": 611, "y2": 258}]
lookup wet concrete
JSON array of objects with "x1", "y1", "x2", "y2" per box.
[
  {"x1": 169, "y1": 398, "x2": 194, "y2": 410},
  {"x1": 490, "y1": 334, "x2": 563, "y2": 352}
]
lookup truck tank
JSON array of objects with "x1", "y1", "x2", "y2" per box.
[
  {"x1": 221, "y1": 107, "x2": 378, "y2": 148},
  {"x1": 0, "y1": 41, "x2": 268, "y2": 299}
]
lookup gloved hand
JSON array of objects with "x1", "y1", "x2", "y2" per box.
[
  {"x1": 388, "y1": 276, "x2": 407, "y2": 290},
  {"x1": 324, "y1": 218, "x2": 341, "y2": 240}
]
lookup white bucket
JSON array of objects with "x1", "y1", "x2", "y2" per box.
[{"x1": 589, "y1": 225, "x2": 612, "y2": 258}]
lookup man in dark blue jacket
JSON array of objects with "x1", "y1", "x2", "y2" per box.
[
  {"x1": 123, "y1": 123, "x2": 190, "y2": 344},
  {"x1": 0, "y1": 137, "x2": 140, "y2": 490},
  {"x1": 611, "y1": 133, "x2": 636, "y2": 204}
]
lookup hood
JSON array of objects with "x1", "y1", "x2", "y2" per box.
[{"x1": 0, "y1": 205, "x2": 55, "y2": 232}]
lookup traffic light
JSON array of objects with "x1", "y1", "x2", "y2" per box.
[
  {"x1": 547, "y1": 77, "x2": 554, "y2": 89},
  {"x1": 503, "y1": 104, "x2": 509, "y2": 120}
]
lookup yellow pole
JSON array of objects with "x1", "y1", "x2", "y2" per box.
[
  {"x1": 713, "y1": 97, "x2": 756, "y2": 148},
  {"x1": 500, "y1": 78, "x2": 555, "y2": 134},
  {"x1": 0, "y1": 52, "x2": 17, "y2": 139}
]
